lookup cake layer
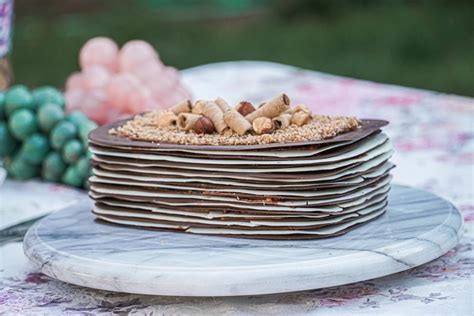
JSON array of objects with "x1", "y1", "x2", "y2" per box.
[
  {"x1": 90, "y1": 118, "x2": 388, "y2": 150},
  {"x1": 89, "y1": 171, "x2": 391, "y2": 199},
  {"x1": 92, "y1": 151, "x2": 391, "y2": 182},
  {"x1": 89, "y1": 168, "x2": 392, "y2": 194},
  {"x1": 89, "y1": 176, "x2": 391, "y2": 208},
  {"x1": 92, "y1": 193, "x2": 388, "y2": 219},
  {"x1": 92, "y1": 200, "x2": 387, "y2": 229},
  {"x1": 93, "y1": 206, "x2": 386, "y2": 239},
  {"x1": 89, "y1": 134, "x2": 391, "y2": 169},
  {"x1": 88, "y1": 117, "x2": 393, "y2": 239},
  {"x1": 89, "y1": 131, "x2": 385, "y2": 161},
  {"x1": 90, "y1": 176, "x2": 390, "y2": 211}
]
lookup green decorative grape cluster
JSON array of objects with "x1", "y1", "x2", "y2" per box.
[{"x1": 0, "y1": 85, "x2": 97, "y2": 189}]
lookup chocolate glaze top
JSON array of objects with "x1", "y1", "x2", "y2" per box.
[{"x1": 89, "y1": 118, "x2": 388, "y2": 152}]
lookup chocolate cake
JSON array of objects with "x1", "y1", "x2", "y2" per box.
[{"x1": 88, "y1": 94, "x2": 394, "y2": 239}]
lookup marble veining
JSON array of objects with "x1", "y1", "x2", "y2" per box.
[{"x1": 23, "y1": 184, "x2": 463, "y2": 296}]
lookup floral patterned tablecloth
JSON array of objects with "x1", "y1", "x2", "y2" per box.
[{"x1": 1, "y1": 61, "x2": 472, "y2": 315}]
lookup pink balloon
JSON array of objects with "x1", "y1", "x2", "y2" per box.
[
  {"x1": 148, "y1": 77, "x2": 179, "y2": 101},
  {"x1": 164, "y1": 66, "x2": 179, "y2": 81},
  {"x1": 164, "y1": 91, "x2": 189, "y2": 106},
  {"x1": 79, "y1": 37, "x2": 119, "y2": 72},
  {"x1": 106, "y1": 73, "x2": 141, "y2": 111},
  {"x1": 154, "y1": 82, "x2": 192, "y2": 110},
  {"x1": 126, "y1": 86, "x2": 152, "y2": 113},
  {"x1": 88, "y1": 88, "x2": 108, "y2": 104},
  {"x1": 65, "y1": 72, "x2": 83, "y2": 91},
  {"x1": 90, "y1": 110, "x2": 109, "y2": 125},
  {"x1": 82, "y1": 65, "x2": 111, "y2": 90},
  {"x1": 128, "y1": 60, "x2": 164, "y2": 84},
  {"x1": 177, "y1": 85, "x2": 193, "y2": 99},
  {"x1": 103, "y1": 106, "x2": 124, "y2": 124},
  {"x1": 69, "y1": 38, "x2": 192, "y2": 124},
  {"x1": 119, "y1": 40, "x2": 159, "y2": 72},
  {"x1": 168, "y1": 84, "x2": 192, "y2": 100},
  {"x1": 142, "y1": 96, "x2": 159, "y2": 111},
  {"x1": 158, "y1": 69, "x2": 191, "y2": 103},
  {"x1": 78, "y1": 94, "x2": 105, "y2": 123},
  {"x1": 64, "y1": 89, "x2": 85, "y2": 111}
]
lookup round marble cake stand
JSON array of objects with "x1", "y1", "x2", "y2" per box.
[{"x1": 23, "y1": 185, "x2": 463, "y2": 297}]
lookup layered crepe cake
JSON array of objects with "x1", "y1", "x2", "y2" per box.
[{"x1": 88, "y1": 94, "x2": 394, "y2": 239}]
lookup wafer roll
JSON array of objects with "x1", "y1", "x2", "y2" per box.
[
  {"x1": 224, "y1": 110, "x2": 252, "y2": 135},
  {"x1": 287, "y1": 104, "x2": 311, "y2": 115},
  {"x1": 155, "y1": 111, "x2": 178, "y2": 128},
  {"x1": 245, "y1": 94, "x2": 290, "y2": 123},
  {"x1": 215, "y1": 97, "x2": 232, "y2": 113},
  {"x1": 192, "y1": 100, "x2": 206, "y2": 115},
  {"x1": 171, "y1": 99, "x2": 192, "y2": 115},
  {"x1": 291, "y1": 111, "x2": 312, "y2": 126},
  {"x1": 203, "y1": 101, "x2": 227, "y2": 134},
  {"x1": 177, "y1": 113, "x2": 202, "y2": 131},
  {"x1": 272, "y1": 113, "x2": 292, "y2": 129}
]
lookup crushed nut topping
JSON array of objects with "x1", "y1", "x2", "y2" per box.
[{"x1": 110, "y1": 93, "x2": 361, "y2": 146}]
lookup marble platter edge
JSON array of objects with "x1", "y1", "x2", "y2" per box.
[{"x1": 23, "y1": 185, "x2": 463, "y2": 296}]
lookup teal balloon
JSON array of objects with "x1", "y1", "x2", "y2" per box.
[
  {"x1": 21, "y1": 134, "x2": 50, "y2": 165},
  {"x1": 62, "y1": 165, "x2": 83, "y2": 187},
  {"x1": 3, "y1": 154, "x2": 13, "y2": 168},
  {"x1": 79, "y1": 120, "x2": 98, "y2": 145},
  {"x1": 75, "y1": 156, "x2": 90, "y2": 178},
  {"x1": 0, "y1": 121, "x2": 17, "y2": 156},
  {"x1": 32, "y1": 86, "x2": 64, "y2": 108},
  {"x1": 5, "y1": 85, "x2": 35, "y2": 116},
  {"x1": 50, "y1": 120, "x2": 77, "y2": 149},
  {"x1": 0, "y1": 91, "x2": 5, "y2": 120},
  {"x1": 41, "y1": 167, "x2": 60, "y2": 182},
  {"x1": 62, "y1": 139, "x2": 83, "y2": 164},
  {"x1": 83, "y1": 178, "x2": 90, "y2": 190},
  {"x1": 42, "y1": 151, "x2": 67, "y2": 182},
  {"x1": 7, "y1": 154, "x2": 39, "y2": 180},
  {"x1": 8, "y1": 109, "x2": 38, "y2": 141},
  {"x1": 66, "y1": 111, "x2": 89, "y2": 127},
  {"x1": 38, "y1": 102, "x2": 64, "y2": 133},
  {"x1": 85, "y1": 149, "x2": 93, "y2": 160}
]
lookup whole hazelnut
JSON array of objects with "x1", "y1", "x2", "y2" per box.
[
  {"x1": 291, "y1": 111, "x2": 312, "y2": 126},
  {"x1": 194, "y1": 116, "x2": 215, "y2": 134},
  {"x1": 253, "y1": 117, "x2": 275, "y2": 135},
  {"x1": 236, "y1": 101, "x2": 256, "y2": 117}
]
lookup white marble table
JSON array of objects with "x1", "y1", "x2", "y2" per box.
[
  {"x1": 1, "y1": 62, "x2": 473, "y2": 314},
  {"x1": 0, "y1": 179, "x2": 85, "y2": 231}
]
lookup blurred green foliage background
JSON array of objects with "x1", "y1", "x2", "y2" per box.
[{"x1": 12, "y1": 0, "x2": 474, "y2": 96}]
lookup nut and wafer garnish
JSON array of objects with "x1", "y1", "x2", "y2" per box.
[
  {"x1": 235, "y1": 101, "x2": 256, "y2": 116},
  {"x1": 110, "y1": 93, "x2": 361, "y2": 146},
  {"x1": 193, "y1": 116, "x2": 215, "y2": 134}
]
